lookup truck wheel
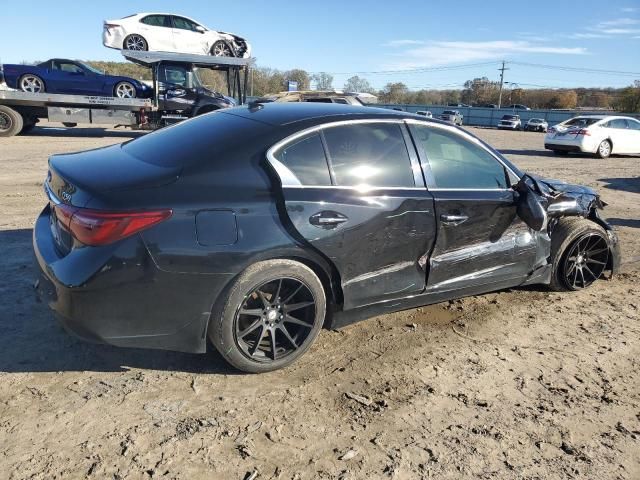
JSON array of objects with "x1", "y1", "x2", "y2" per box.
[{"x1": 0, "y1": 105, "x2": 24, "y2": 138}]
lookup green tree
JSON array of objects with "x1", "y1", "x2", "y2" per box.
[
  {"x1": 343, "y1": 75, "x2": 374, "y2": 93},
  {"x1": 616, "y1": 80, "x2": 640, "y2": 112},
  {"x1": 380, "y1": 82, "x2": 409, "y2": 103},
  {"x1": 285, "y1": 69, "x2": 310, "y2": 91},
  {"x1": 311, "y1": 72, "x2": 334, "y2": 90}
]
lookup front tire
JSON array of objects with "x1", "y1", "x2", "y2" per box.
[
  {"x1": 211, "y1": 40, "x2": 235, "y2": 57},
  {"x1": 123, "y1": 34, "x2": 148, "y2": 51},
  {"x1": 209, "y1": 260, "x2": 326, "y2": 373},
  {"x1": 596, "y1": 139, "x2": 611, "y2": 159},
  {"x1": 550, "y1": 219, "x2": 610, "y2": 291},
  {"x1": 114, "y1": 81, "x2": 137, "y2": 99},
  {"x1": 19, "y1": 74, "x2": 45, "y2": 93}
]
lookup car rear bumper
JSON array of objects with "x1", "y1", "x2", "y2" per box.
[
  {"x1": 544, "y1": 143, "x2": 583, "y2": 152},
  {"x1": 33, "y1": 205, "x2": 231, "y2": 354}
]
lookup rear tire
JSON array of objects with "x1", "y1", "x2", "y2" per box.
[
  {"x1": 549, "y1": 219, "x2": 610, "y2": 292},
  {"x1": 596, "y1": 139, "x2": 611, "y2": 159},
  {"x1": 209, "y1": 259, "x2": 326, "y2": 373},
  {"x1": 19, "y1": 74, "x2": 45, "y2": 93},
  {"x1": 123, "y1": 34, "x2": 148, "y2": 51},
  {"x1": 0, "y1": 105, "x2": 24, "y2": 137}
]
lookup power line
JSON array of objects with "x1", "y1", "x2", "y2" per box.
[
  {"x1": 509, "y1": 61, "x2": 640, "y2": 77},
  {"x1": 309, "y1": 61, "x2": 501, "y2": 76}
]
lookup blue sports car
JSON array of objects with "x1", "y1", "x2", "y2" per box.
[{"x1": 1, "y1": 58, "x2": 151, "y2": 98}]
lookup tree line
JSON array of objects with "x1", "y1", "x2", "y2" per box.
[{"x1": 84, "y1": 61, "x2": 640, "y2": 112}]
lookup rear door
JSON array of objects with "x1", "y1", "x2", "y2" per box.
[
  {"x1": 269, "y1": 120, "x2": 437, "y2": 309},
  {"x1": 626, "y1": 118, "x2": 640, "y2": 154},
  {"x1": 604, "y1": 118, "x2": 634, "y2": 153},
  {"x1": 138, "y1": 15, "x2": 175, "y2": 51},
  {"x1": 407, "y1": 121, "x2": 538, "y2": 292}
]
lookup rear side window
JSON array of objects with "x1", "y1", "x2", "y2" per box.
[
  {"x1": 323, "y1": 123, "x2": 415, "y2": 187},
  {"x1": 141, "y1": 15, "x2": 170, "y2": 27},
  {"x1": 273, "y1": 133, "x2": 331, "y2": 186},
  {"x1": 410, "y1": 125, "x2": 507, "y2": 189}
]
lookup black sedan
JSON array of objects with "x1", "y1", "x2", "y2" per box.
[{"x1": 34, "y1": 103, "x2": 621, "y2": 373}]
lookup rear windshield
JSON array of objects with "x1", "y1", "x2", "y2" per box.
[
  {"x1": 122, "y1": 111, "x2": 270, "y2": 167},
  {"x1": 563, "y1": 117, "x2": 600, "y2": 127}
]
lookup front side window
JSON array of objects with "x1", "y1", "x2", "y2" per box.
[
  {"x1": 322, "y1": 123, "x2": 415, "y2": 188},
  {"x1": 141, "y1": 15, "x2": 170, "y2": 28},
  {"x1": 410, "y1": 124, "x2": 508, "y2": 189},
  {"x1": 172, "y1": 16, "x2": 200, "y2": 31},
  {"x1": 53, "y1": 61, "x2": 83, "y2": 74},
  {"x1": 273, "y1": 133, "x2": 331, "y2": 186}
]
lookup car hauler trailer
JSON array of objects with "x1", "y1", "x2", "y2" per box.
[
  {"x1": 0, "y1": 51, "x2": 251, "y2": 137},
  {"x1": 0, "y1": 90, "x2": 152, "y2": 137}
]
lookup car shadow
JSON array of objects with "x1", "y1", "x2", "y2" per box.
[
  {"x1": 499, "y1": 149, "x2": 590, "y2": 159},
  {"x1": 607, "y1": 218, "x2": 640, "y2": 229},
  {"x1": 0, "y1": 228, "x2": 238, "y2": 374},
  {"x1": 21, "y1": 126, "x2": 148, "y2": 139},
  {"x1": 598, "y1": 177, "x2": 640, "y2": 195}
]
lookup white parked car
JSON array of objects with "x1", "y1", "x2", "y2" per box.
[
  {"x1": 524, "y1": 118, "x2": 548, "y2": 132},
  {"x1": 498, "y1": 114, "x2": 521, "y2": 130},
  {"x1": 416, "y1": 110, "x2": 433, "y2": 118},
  {"x1": 545, "y1": 115, "x2": 640, "y2": 158},
  {"x1": 103, "y1": 13, "x2": 251, "y2": 58}
]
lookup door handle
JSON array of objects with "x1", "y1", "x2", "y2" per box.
[
  {"x1": 309, "y1": 211, "x2": 348, "y2": 229},
  {"x1": 440, "y1": 214, "x2": 469, "y2": 226}
]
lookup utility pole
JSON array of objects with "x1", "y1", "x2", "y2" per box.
[{"x1": 497, "y1": 60, "x2": 509, "y2": 108}]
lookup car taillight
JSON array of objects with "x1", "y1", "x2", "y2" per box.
[
  {"x1": 576, "y1": 129, "x2": 591, "y2": 136},
  {"x1": 104, "y1": 23, "x2": 120, "y2": 29},
  {"x1": 53, "y1": 203, "x2": 171, "y2": 246}
]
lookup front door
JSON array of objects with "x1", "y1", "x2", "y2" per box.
[
  {"x1": 270, "y1": 121, "x2": 437, "y2": 309},
  {"x1": 408, "y1": 121, "x2": 539, "y2": 292},
  {"x1": 49, "y1": 60, "x2": 93, "y2": 95},
  {"x1": 171, "y1": 16, "x2": 206, "y2": 54}
]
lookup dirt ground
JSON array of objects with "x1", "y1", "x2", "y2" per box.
[{"x1": 1, "y1": 122, "x2": 639, "y2": 480}]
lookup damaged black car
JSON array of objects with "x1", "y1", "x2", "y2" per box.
[{"x1": 33, "y1": 103, "x2": 621, "y2": 373}]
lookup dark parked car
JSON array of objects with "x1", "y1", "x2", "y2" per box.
[
  {"x1": 34, "y1": 103, "x2": 621, "y2": 372},
  {"x1": 506, "y1": 104, "x2": 531, "y2": 110},
  {"x1": 1, "y1": 59, "x2": 152, "y2": 98}
]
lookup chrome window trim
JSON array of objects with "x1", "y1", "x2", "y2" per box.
[
  {"x1": 404, "y1": 118, "x2": 521, "y2": 183},
  {"x1": 266, "y1": 119, "x2": 419, "y2": 189}
]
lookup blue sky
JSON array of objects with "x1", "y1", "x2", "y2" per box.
[{"x1": 1, "y1": 0, "x2": 638, "y2": 90}]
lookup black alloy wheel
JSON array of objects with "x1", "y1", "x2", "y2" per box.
[
  {"x1": 561, "y1": 233, "x2": 609, "y2": 289},
  {"x1": 234, "y1": 277, "x2": 316, "y2": 362}
]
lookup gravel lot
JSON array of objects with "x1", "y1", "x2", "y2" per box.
[{"x1": 1, "y1": 122, "x2": 638, "y2": 480}]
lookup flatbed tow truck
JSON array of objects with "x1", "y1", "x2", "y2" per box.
[{"x1": 0, "y1": 50, "x2": 250, "y2": 137}]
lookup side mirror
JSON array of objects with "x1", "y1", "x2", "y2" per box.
[
  {"x1": 514, "y1": 176, "x2": 548, "y2": 231},
  {"x1": 195, "y1": 25, "x2": 206, "y2": 33}
]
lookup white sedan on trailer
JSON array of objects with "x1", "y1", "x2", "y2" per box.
[
  {"x1": 103, "y1": 13, "x2": 251, "y2": 58},
  {"x1": 545, "y1": 115, "x2": 640, "y2": 158}
]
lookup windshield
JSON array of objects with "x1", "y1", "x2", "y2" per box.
[
  {"x1": 563, "y1": 117, "x2": 600, "y2": 127},
  {"x1": 161, "y1": 65, "x2": 205, "y2": 89},
  {"x1": 442, "y1": 110, "x2": 456, "y2": 115},
  {"x1": 529, "y1": 119, "x2": 543, "y2": 123},
  {"x1": 502, "y1": 115, "x2": 518, "y2": 120},
  {"x1": 80, "y1": 62, "x2": 104, "y2": 75}
]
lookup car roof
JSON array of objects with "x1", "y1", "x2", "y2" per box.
[{"x1": 222, "y1": 102, "x2": 444, "y2": 126}]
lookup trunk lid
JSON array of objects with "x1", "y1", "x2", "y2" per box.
[{"x1": 45, "y1": 144, "x2": 180, "y2": 255}]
